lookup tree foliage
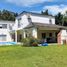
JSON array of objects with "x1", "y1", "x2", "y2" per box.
[
  {"x1": 41, "y1": 9, "x2": 49, "y2": 15},
  {"x1": 55, "y1": 12, "x2": 63, "y2": 25},
  {"x1": 0, "y1": 9, "x2": 18, "y2": 21},
  {"x1": 41, "y1": 9, "x2": 53, "y2": 16},
  {"x1": 63, "y1": 11, "x2": 67, "y2": 26},
  {"x1": 41, "y1": 9, "x2": 67, "y2": 26},
  {"x1": 55, "y1": 11, "x2": 67, "y2": 26}
]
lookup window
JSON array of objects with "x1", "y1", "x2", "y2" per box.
[
  {"x1": 0, "y1": 24, "x2": 7, "y2": 29},
  {"x1": 2, "y1": 24, "x2": 7, "y2": 28},
  {"x1": 0, "y1": 35, "x2": 6, "y2": 41},
  {"x1": 42, "y1": 33, "x2": 46, "y2": 39},
  {"x1": 55, "y1": 32, "x2": 58, "y2": 37},
  {"x1": 26, "y1": 34, "x2": 27, "y2": 38},
  {"x1": 9, "y1": 24, "x2": 12, "y2": 30},
  {"x1": 18, "y1": 18, "x2": 21, "y2": 28},
  {"x1": 66, "y1": 30, "x2": 67, "y2": 33},
  {"x1": 26, "y1": 13, "x2": 32, "y2": 23},
  {"x1": 49, "y1": 19, "x2": 52, "y2": 24},
  {"x1": 49, "y1": 33, "x2": 52, "y2": 37},
  {"x1": 28, "y1": 17, "x2": 32, "y2": 23}
]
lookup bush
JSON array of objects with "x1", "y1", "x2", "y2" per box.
[
  {"x1": 21, "y1": 38, "x2": 30, "y2": 46},
  {"x1": 21, "y1": 37, "x2": 39, "y2": 47},
  {"x1": 32, "y1": 42, "x2": 38, "y2": 46}
]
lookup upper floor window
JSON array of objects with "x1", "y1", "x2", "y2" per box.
[
  {"x1": 66, "y1": 30, "x2": 67, "y2": 33},
  {"x1": 28, "y1": 17, "x2": 32, "y2": 23},
  {"x1": 18, "y1": 18, "x2": 21, "y2": 28},
  {"x1": 9, "y1": 24, "x2": 13, "y2": 30},
  {"x1": 49, "y1": 19, "x2": 52, "y2": 24},
  {"x1": 27, "y1": 13, "x2": 32, "y2": 23},
  {"x1": 0, "y1": 24, "x2": 7, "y2": 29}
]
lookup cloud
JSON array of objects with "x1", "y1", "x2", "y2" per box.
[
  {"x1": 6, "y1": 0, "x2": 52, "y2": 7},
  {"x1": 31, "y1": 10, "x2": 41, "y2": 13},
  {"x1": 43, "y1": 4, "x2": 67, "y2": 15}
]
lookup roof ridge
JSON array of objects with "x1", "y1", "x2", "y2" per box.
[{"x1": 18, "y1": 11, "x2": 55, "y2": 18}]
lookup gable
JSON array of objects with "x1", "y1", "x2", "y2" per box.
[{"x1": 13, "y1": 14, "x2": 29, "y2": 30}]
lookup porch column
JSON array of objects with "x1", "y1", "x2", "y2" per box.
[
  {"x1": 32, "y1": 28, "x2": 38, "y2": 38},
  {"x1": 15, "y1": 30, "x2": 17, "y2": 43},
  {"x1": 23, "y1": 30, "x2": 26, "y2": 38}
]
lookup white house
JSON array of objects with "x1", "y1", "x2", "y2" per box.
[
  {"x1": 12, "y1": 11, "x2": 67, "y2": 45},
  {"x1": 0, "y1": 11, "x2": 67, "y2": 45},
  {"x1": 0, "y1": 20, "x2": 14, "y2": 42}
]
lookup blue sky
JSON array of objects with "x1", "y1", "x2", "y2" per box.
[{"x1": 0, "y1": 0, "x2": 67, "y2": 15}]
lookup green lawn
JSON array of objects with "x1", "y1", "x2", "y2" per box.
[{"x1": 0, "y1": 45, "x2": 67, "y2": 67}]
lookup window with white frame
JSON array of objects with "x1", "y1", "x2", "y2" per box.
[
  {"x1": 0, "y1": 35, "x2": 7, "y2": 41},
  {"x1": 0, "y1": 24, "x2": 7, "y2": 29},
  {"x1": 49, "y1": 19, "x2": 52, "y2": 24},
  {"x1": 18, "y1": 18, "x2": 21, "y2": 28}
]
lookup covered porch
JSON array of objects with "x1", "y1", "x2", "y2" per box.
[
  {"x1": 37, "y1": 26, "x2": 60, "y2": 43},
  {"x1": 10, "y1": 23, "x2": 67, "y2": 44},
  {"x1": 24, "y1": 23, "x2": 65, "y2": 44},
  {"x1": 32, "y1": 23, "x2": 67, "y2": 44}
]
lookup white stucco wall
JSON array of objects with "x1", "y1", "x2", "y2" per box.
[
  {"x1": 30, "y1": 15, "x2": 55, "y2": 24},
  {"x1": 13, "y1": 15, "x2": 29, "y2": 30},
  {"x1": 61, "y1": 30, "x2": 67, "y2": 44},
  {"x1": 14, "y1": 13, "x2": 55, "y2": 31},
  {"x1": 0, "y1": 29, "x2": 12, "y2": 42},
  {"x1": 32, "y1": 28, "x2": 37, "y2": 38},
  {"x1": 12, "y1": 19, "x2": 18, "y2": 30},
  {"x1": 0, "y1": 21, "x2": 14, "y2": 42}
]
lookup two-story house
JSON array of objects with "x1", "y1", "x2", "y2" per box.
[{"x1": 12, "y1": 11, "x2": 67, "y2": 44}]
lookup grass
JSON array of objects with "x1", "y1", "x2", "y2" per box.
[{"x1": 0, "y1": 45, "x2": 67, "y2": 67}]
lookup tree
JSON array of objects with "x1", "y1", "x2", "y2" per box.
[
  {"x1": 63, "y1": 11, "x2": 67, "y2": 26},
  {"x1": 41, "y1": 9, "x2": 49, "y2": 15},
  {"x1": 55, "y1": 12, "x2": 63, "y2": 25},
  {"x1": 0, "y1": 9, "x2": 18, "y2": 21},
  {"x1": 0, "y1": 10, "x2": 2, "y2": 20}
]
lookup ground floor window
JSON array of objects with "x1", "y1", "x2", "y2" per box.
[
  {"x1": 0, "y1": 35, "x2": 6, "y2": 41},
  {"x1": 55, "y1": 32, "x2": 58, "y2": 37},
  {"x1": 41, "y1": 32, "x2": 57, "y2": 43},
  {"x1": 49, "y1": 33, "x2": 52, "y2": 37},
  {"x1": 42, "y1": 33, "x2": 46, "y2": 39},
  {"x1": 17, "y1": 34, "x2": 22, "y2": 42}
]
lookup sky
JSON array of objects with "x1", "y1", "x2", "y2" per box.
[{"x1": 0, "y1": 0, "x2": 67, "y2": 15}]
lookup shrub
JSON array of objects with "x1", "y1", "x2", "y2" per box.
[
  {"x1": 21, "y1": 37, "x2": 39, "y2": 47},
  {"x1": 32, "y1": 42, "x2": 38, "y2": 46},
  {"x1": 21, "y1": 38, "x2": 31, "y2": 46}
]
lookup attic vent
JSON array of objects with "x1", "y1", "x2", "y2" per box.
[
  {"x1": 27, "y1": 13, "x2": 32, "y2": 23},
  {"x1": 49, "y1": 19, "x2": 52, "y2": 24},
  {"x1": 18, "y1": 18, "x2": 21, "y2": 28}
]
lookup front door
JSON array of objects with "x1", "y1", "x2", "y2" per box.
[{"x1": 42, "y1": 33, "x2": 46, "y2": 39}]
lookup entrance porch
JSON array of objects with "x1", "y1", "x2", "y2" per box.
[
  {"x1": 24, "y1": 25, "x2": 60, "y2": 44},
  {"x1": 37, "y1": 26, "x2": 60, "y2": 43}
]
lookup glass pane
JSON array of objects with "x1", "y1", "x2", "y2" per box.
[
  {"x1": 2, "y1": 24, "x2": 7, "y2": 29},
  {"x1": 0, "y1": 35, "x2": 6, "y2": 41}
]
